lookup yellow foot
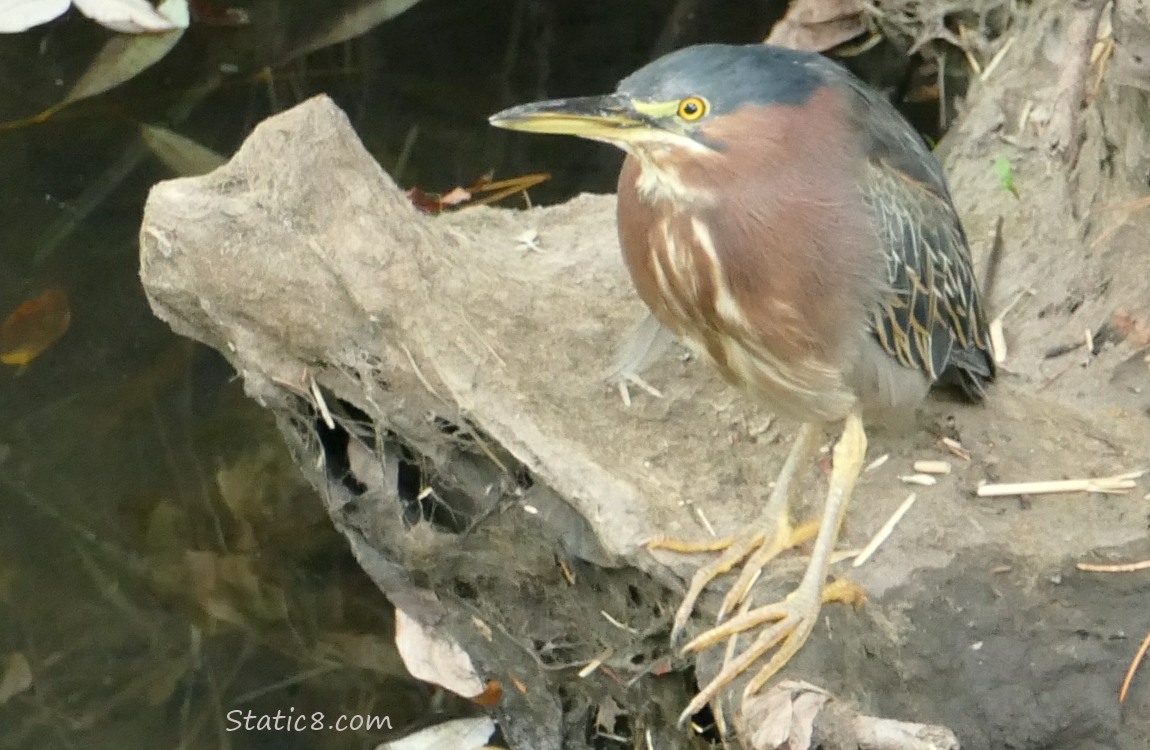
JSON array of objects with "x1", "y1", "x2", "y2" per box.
[
  {"x1": 676, "y1": 577, "x2": 865, "y2": 726},
  {"x1": 648, "y1": 519, "x2": 821, "y2": 647}
]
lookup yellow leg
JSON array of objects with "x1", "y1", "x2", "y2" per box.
[
  {"x1": 676, "y1": 411, "x2": 868, "y2": 726},
  {"x1": 647, "y1": 423, "x2": 823, "y2": 644}
]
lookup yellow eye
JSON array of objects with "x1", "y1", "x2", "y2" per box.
[{"x1": 677, "y1": 96, "x2": 708, "y2": 121}]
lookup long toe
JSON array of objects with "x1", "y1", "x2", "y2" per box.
[
  {"x1": 658, "y1": 533, "x2": 763, "y2": 645},
  {"x1": 717, "y1": 518, "x2": 821, "y2": 620}
]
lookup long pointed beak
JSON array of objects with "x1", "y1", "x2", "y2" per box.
[{"x1": 489, "y1": 94, "x2": 650, "y2": 139}]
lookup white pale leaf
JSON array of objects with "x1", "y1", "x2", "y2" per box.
[
  {"x1": 154, "y1": 0, "x2": 187, "y2": 28},
  {"x1": 73, "y1": 0, "x2": 182, "y2": 32},
  {"x1": 394, "y1": 607, "x2": 484, "y2": 698},
  {"x1": 376, "y1": 716, "x2": 496, "y2": 750},
  {"x1": 0, "y1": 0, "x2": 71, "y2": 33},
  {"x1": 63, "y1": 14, "x2": 183, "y2": 104}
]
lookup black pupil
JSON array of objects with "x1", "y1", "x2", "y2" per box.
[{"x1": 683, "y1": 101, "x2": 698, "y2": 115}]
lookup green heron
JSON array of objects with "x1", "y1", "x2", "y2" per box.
[{"x1": 490, "y1": 43, "x2": 995, "y2": 725}]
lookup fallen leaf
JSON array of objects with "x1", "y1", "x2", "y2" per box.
[
  {"x1": 766, "y1": 0, "x2": 866, "y2": 52},
  {"x1": 0, "y1": 286, "x2": 71, "y2": 366},
  {"x1": 406, "y1": 186, "x2": 443, "y2": 215},
  {"x1": 0, "y1": 653, "x2": 33, "y2": 706},
  {"x1": 375, "y1": 716, "x2": 495, "y2": 750},
  {"x1": 0, "y1": 0, "x2": 71, "y2": 32},
  {"x1": 185, "y1": 550, "x2": 288, "y2": 627},
  {"x1": 740, "y1": 680, "x2": 831, "y2": 750},
  {"x1": 394, "y1": 606, "x2": 484, "y2": 698}
]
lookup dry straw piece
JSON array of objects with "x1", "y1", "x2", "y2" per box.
[
  {"x1": 853, "y1": 493, "x2": 918, "y2": 568},
  {"x1": 977, "y1": 470, "x2": 1145, "y2": 498},
  {"x1": 913, "y1": 460, "x2": 951, "y2": 475}
]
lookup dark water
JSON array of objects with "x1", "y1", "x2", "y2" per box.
[{"x1": 0, "y1": 1, "x2": 951, "y2": 746}]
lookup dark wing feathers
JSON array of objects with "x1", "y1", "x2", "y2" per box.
[{"x1": 807, "y1": 54, "x2": 996, "y2": 399}]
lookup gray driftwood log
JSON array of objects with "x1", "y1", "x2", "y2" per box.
[{"x1": 140, "y1": 7, "x2": 1150, "y2": 748}]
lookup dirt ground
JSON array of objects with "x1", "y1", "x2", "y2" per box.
[{"x1": 137, "y1": 5, "x2": 1150, "y2": 749}]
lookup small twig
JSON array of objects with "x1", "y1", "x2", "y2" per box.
[
  {"x1": 956, "y1": 25, "x2": 982, "y2": 74},
  {"x1": 308, "y1": 375, "x2": 335, "y2": 430},
  {"x1": 1017, "y1": 100, "x2": 1035, "y2": 135},
  {"x1": 854, "y1": 493, "x2": 917, "y2": 567},
  {"x1": 914, "y1": 460, "x2": 951, "y2": 475},
  {"x1": 692, "y1": 505, "x2": 717, "y2": 537},
  {"x1": 400, "y1": 343, "x2": 446, "y2": 402},
  {"x1": 1089, "y1": 35, "x2": 1114, "y2": 102},
  {"x1": 577, "y1": 649, "x2": 612, "y2": 678},
  {"x1": 979, "y1": 35, "x2": 1015, "y2": 81},
  {"x1": 988, "y1": 286, "x2": 1035, "y2": 366},
  {"x1": 1120, "y1": 629, "x2": 1150, "y2": 704},
  {"x1": 977, "y1": 470, "x2": 1145, "y2": 497},
  {"x1": 626, "y1": 374, "x2": 663, "y2": 399},
  {"x1": 600, "y1": 611, "x2": 639, "y2": 634},
  {"x1": 1077, "y1": 558, "x2": 1150, "y2": 573},
  {"x1": 455, "y1": 419, "x2": 510, "y2": 474},
  {"x1": 981, "y1": 216, "x2": 1005, "y2": 309},
  {"x1": 941, "y1": 437, "x2": 971, "y2": 462}
]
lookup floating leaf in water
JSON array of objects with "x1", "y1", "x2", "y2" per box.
[
  {"x1": 63, "y1": 0, "x2": 188, "y2": 106},
  {"x1": 140, "y1": 123, "x2": 226, "y2": 176},
  {"x1": 292, "y1": 0, "x2": 424, "y2": 61},
  {"x1": 0, "y1": 0, "x2": 186, "y2": 33},
  {"x1": 0, "y1": 286, "x2": 71, "y2": 366}
]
